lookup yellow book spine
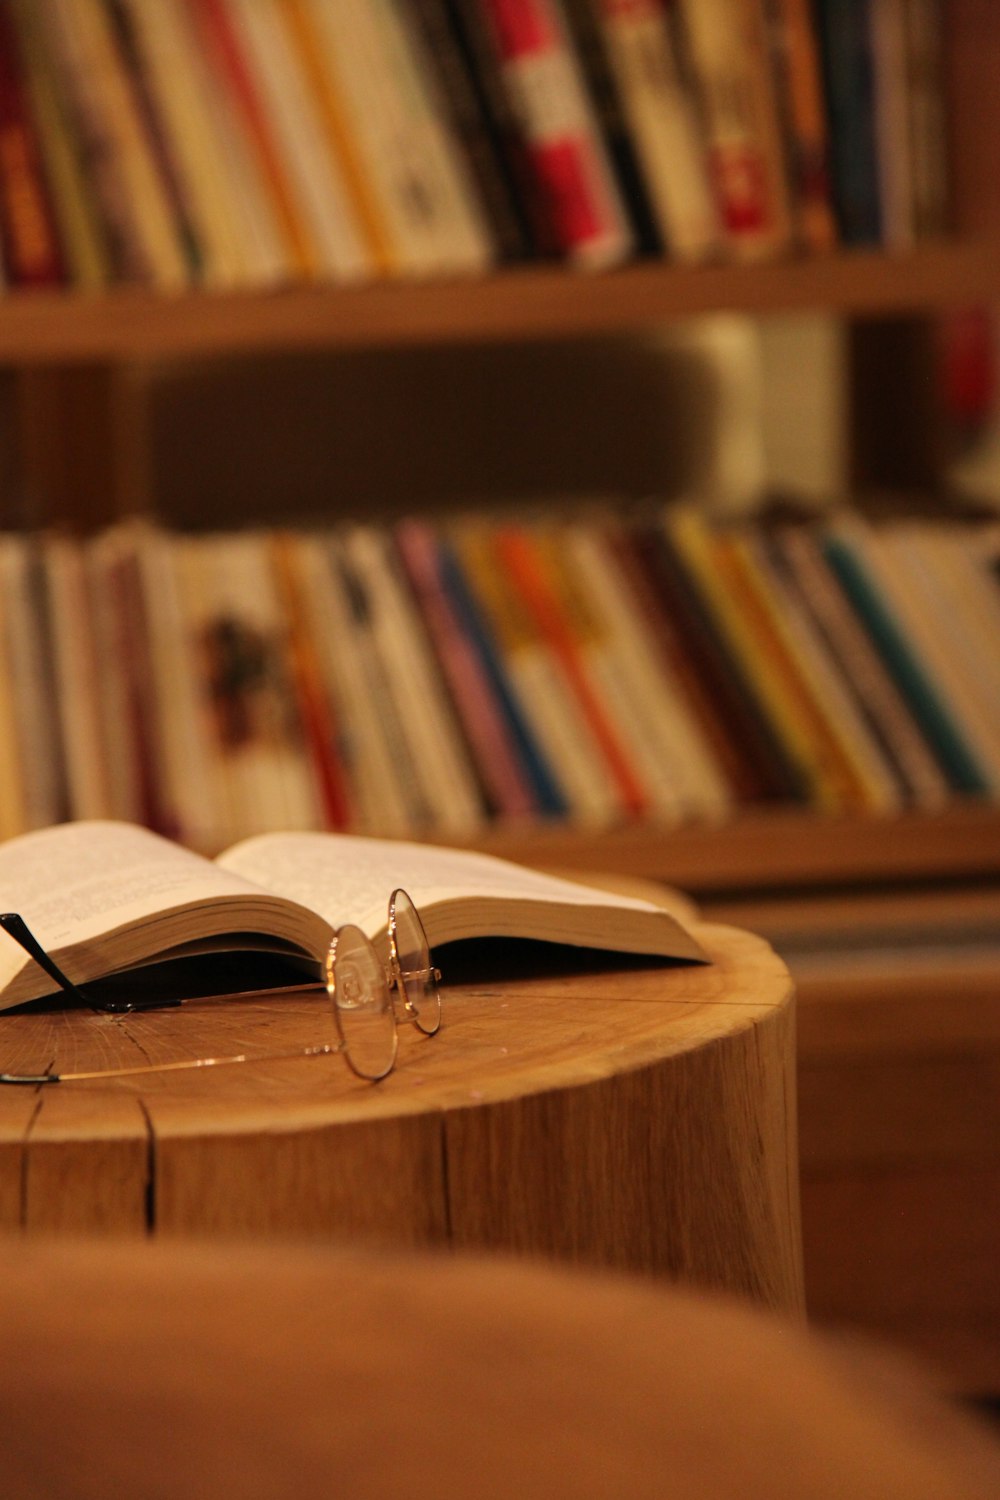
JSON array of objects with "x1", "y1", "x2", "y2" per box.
[
  {"x1": 282, "y1": 0, "x2": 396, "y2": 275},
  {"x1": 669, "y1": 511, "x2": 841, "y2": 810}
]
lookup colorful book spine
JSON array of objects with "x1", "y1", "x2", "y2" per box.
[
  {"x1": 0, "y1": 4, "x2": 66, "y2": 286},
  {"x1": 474, "y1": 0, "x2": 635, "y2": 266},
  {"x1": 764, "y1": 0, "x2": 838, "y2": 251},
  {"x1": 559, "y1": 0, "x2": 664, "y2": 255},
  {"x1": 822, "y1": 528, "x2": 991, "y2": 795},
  {"x1": 495, "y1": 524, "x2": 650, "y2": 817},
  {"x1": 437, "y1": 534, "x2": 567, "y2": 817},
  {"x1": 395, "y1": 519, "x2": 538, "y2": 820},
  {"x1": 592, "y1": 0, "x2": 721, "y2": 261},
  {"x1": 676, "y1": 0, "x2": 793, "y2": 258}
]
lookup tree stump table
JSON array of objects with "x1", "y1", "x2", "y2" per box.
[{"x1": 0, "y1": 921, "x2": 803, "y2": 1315}]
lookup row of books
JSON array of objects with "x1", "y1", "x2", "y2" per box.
[
  {"x1": 0, "y1": 0, "x2": 948, "y2": 292},
  {"x1": 0, "y1": 506, "x2": 996, "y2": 849}
]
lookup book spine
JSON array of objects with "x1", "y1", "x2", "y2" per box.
[
  {"x1": 270, "y1": 533, "x2": 353, "y2": 830},
  {"x1": 475, "y1": 0, "x2": 635, "y2": 266},
  {"x1": 438, "y1": 534, "x2": 567, "y2": 817},
  {"x1": 563, "y1": 520, "x2": 732, "y2": 820},
  {"x1": 675, "y1": 0, "x2": 793, "y2": 257},
  {"x1": 814, "y1": 0, "x2": 883, "y2": 243},
  {"x1": 559, "y1": 0, "x2": 664, "y2": 255},
  {"x1": 496, "y1": 524, "x2": 650, "y2": 818},
  {"x1": 102, "y1": 0, "x2": 205, "y2": 280},
  {"x1": 693, "y1": 523, "x2": 856, "y2": 810},
  {"x1": 395, "y1": 518, "x2": 538, "y2": 820},
  {"x1": 0, "y1": 4, "x2": 67, "y2": 286},
  {"x1": 763, "y1": 0, "x2": 838, "y2": 250},
  {"x1": 404, "y1": 0, "x2": 536, "y2": 262},
  {"x1": 223, "y1": 0, "x2": 370, "y2": 281},
  {"x1": 181, "y1": 0, "x2": 319, "y2": 278},
  {"x1": 822, "y1": 529, "x2": 991, "y2": 795},
  {"x1": 7, "y1": 0, "x2": 112, "y2": 287},
  {"x1": 869, "y1": 0, "x2": 914, "y2": 247},
  {"x1": 593, "y1": 0, "x2": 721, "y2": 261},
  {"x1": 774, "y1": 524, "x2": 949, "y2": 808},
  {"x1": 902, "y1": 0, "x2": 949, "y2": 238},
  {"x1": 658, "y1": 511, "x2": 812, "y2": 802}
]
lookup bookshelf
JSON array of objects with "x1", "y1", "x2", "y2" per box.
[
  {"x1": 2, "y1": 0, "x2": 998, "y2": 887},
  {"x1": 0, "y1": 239, "x2": 997, "y2": 364}
]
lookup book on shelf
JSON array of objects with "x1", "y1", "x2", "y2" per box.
[
  {"x1": 0, "y1": 819, "x2": 707, "y2": 1011},
  {"x1": 675, "y1": 0, "x2": 793, "y2": 259},
  {"x1": 0, "y1": 0, "x2": 956, "y2": 287},
  {"x1": 1, "y1": 507, "x2": 998, "y2": 851}
]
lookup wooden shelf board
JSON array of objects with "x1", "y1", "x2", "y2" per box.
[
  {"x1": 468, "y1": 802, "x2": 1000, "y2": 892},
  {"x1": 1, "y1": 239, "x2": 998, "y2": 365}
]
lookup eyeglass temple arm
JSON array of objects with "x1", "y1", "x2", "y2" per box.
[{"x1": 0, "y1": 913, "x2": 178, "y2": 1014}]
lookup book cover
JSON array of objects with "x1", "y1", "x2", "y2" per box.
[
  {"x1": 763, "y1": 0, "x2": 838, "y2": 250},
  {"x1": 395, "y1": 518, "x2": 537, "y2": 821},
  {"x1": 675, "y1": 0, "x2": 793, "y2": 257},
  {"x1": 592, "y1": 0, "x2": 722, "y2": 261},
  {"x1": 814, "y1": 0, "x2": 883, "y2": 244},
  {"x1": 0, "y1": 3, "x2": 67, "y2": 286},
  {"x1": 473, "y1": 0, "x2": 635, "y2": 267}
]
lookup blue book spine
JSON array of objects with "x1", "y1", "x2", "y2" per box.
[
  {"x1": 437, "y1": 538, "x2": 567, "y2": 817},
  {"x1": 823, "y1": 535, "x2": 991, "y2": 795}
]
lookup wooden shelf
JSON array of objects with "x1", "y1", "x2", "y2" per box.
[
  {"x1": 1, "y1": 239, "x2": 998, "y2": 366},
  {"x1": 469, "y1": 802, "x2": 1000, "y2": 892}
]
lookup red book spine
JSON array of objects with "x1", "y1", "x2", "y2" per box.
[
  {"x1": 496, "y1": 527, "x2": 649, "y2": 817},
  {"x1": 0, "y1": 7, "x2": 65, "y2": 285},
  {"x1": 478, "y1": 0, "x2": 631, "y2": 262}
]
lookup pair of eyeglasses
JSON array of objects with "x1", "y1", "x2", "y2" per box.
[{"x1": 0, "y1": 888, "x2": 441, "y2": 1086}]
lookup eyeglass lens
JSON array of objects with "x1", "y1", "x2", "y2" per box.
[
  {"x1": 390, "y1": 889, "x2": 442, "y2": 1037},
  {"x1": 328, "y1": 925, "x2": 397, "y2": 1081}
]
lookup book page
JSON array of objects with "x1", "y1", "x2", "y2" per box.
[
  {"x1": 217, "y1": 831, "x2": 706, "y2": 960},
  {"x1": 0, "y1": 820, "x2": 267, "y2": 990}
]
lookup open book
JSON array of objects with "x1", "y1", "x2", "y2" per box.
[{"x1": 0, "y1": 821, "x2": 707, "y2": 1009}]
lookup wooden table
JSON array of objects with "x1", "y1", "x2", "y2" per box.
[{"x1": 0, "y1": 921, "x2": 803, "y2": 1315}]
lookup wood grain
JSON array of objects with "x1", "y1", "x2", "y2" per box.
[
  {"x1": 0, "y1": 923, "x2": 803, "y2": 1314},
  {"x1": 0, "y1": 241, "x2": 997, "y2": 365}
]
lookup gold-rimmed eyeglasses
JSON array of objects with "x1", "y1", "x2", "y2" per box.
[{"x1": 0, "y1": 888, "x2": 441, "y2": 1086}]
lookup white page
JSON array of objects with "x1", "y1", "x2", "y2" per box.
[{"x1": 0, "y1": 821, "x2": 266, "y2": 988}]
